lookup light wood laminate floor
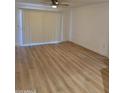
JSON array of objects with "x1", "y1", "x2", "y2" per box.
[{"x1": 16, "y1": 42, "x2": 109, "y2": 93}]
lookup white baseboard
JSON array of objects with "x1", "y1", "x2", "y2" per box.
[{"x1": 20, "y1": 41, "x2": 62, "y2": 47}]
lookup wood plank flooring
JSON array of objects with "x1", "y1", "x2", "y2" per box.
[{"x1": 15, "y1": 42, "x2": 109, "y2": 93}]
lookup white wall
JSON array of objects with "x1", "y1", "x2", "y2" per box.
[
  {"x1": 70, "y1": 2, "x2": 109, "y2": 57},
  {"x1": 62, "y1": 9, "x2": 71, "y2": 41}
]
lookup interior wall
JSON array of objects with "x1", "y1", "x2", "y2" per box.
[
  {"x1": 62, "y1": 9, "x2": 71, "y2": 41},
  {"x1": 70, "y1": 2, "x2": 109, "y2": 57}
]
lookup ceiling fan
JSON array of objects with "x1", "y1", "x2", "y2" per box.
[{"x1": 40, "y1": 0, "x2": 69, "y2": 8}]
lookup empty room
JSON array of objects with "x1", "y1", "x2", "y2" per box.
[{"x1": 15, "y1": 0, "x2": 109, "y2": 93}]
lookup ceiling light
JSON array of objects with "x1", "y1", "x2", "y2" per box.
[
  {"x1": 52, "y1": 5, "x2": 57, "y2": 8},
  {"x1": 55, "y1": 2, "x2": 59, "y2": 4}
]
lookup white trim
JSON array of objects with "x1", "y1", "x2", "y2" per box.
[
  {"x1": 21, "y1": 41, "x2": 62, "y2": 47},
  {"x1": 18, "y1": 9, "x2": 23, "y2": 46}
]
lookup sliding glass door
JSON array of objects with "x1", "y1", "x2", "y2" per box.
[{"x1": 21, "y1": 10, "x2": 61, "y2": 45}]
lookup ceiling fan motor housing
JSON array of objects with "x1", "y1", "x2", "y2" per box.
[{"x1": 51, "y1": 0, "x2": 59, "y2": 5}]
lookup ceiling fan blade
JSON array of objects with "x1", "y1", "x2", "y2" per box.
[
  {"x1": 58, "y1": 0, "x2": 69, "y2": 6},
  {"x1": 51, "y1": 0, "x2": 55, "y2": 5},
  {"x1": 40, "y1": 1, "x2": 52, "y2": 4}
]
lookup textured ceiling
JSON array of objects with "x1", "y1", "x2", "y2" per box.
[{"x1": 16, "y1": 0, "x2": 108, "y2": 7}]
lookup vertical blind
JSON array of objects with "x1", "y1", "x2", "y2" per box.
[{"x1": 22, "y1": 10, "x2": 61, "y2": 45}]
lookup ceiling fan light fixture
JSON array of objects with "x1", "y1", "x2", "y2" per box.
[
  {"x1": 55, "y1": 2, "x2": 59, "y2": 4},
  {"x1": 52, "y1": 5, "x2": 57, "y2": 8}
]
